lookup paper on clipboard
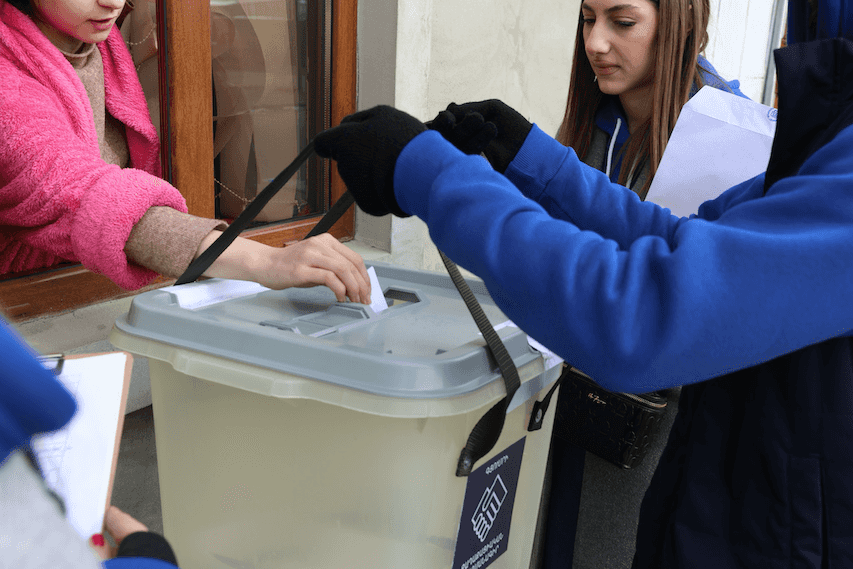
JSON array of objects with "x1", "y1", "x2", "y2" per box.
[
  {"x1": 30, "y1": 352, "x2": 132, "y2": 539},
  {"x1": 645, "y1": 86, "x2": 777, "y2": 217}
]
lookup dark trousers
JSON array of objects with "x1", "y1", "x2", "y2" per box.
[{"x1": 534, "y1": 436, "x2": 585, "y2": 569}]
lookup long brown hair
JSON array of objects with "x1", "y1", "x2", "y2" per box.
[{"x1": 556, "y1": 0, "x2": 710, "y2": 195}]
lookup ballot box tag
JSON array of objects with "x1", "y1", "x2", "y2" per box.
[{"x1": 452, "y1": 437, "x2": 525, "y2": 569}]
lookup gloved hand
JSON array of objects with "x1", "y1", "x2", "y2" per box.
[
  {"x1": 439, "y1": 100, "x2": 533, "y2": 173},
  {"x1": 315, "y1": 105, "x2": 426, "y2": 217},
  {"x1": 428, "y1": 109, "x2": 498, "y2": 155}
]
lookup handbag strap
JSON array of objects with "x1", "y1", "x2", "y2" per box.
[{"x1": 174, "y1": 141, "x2": 528, "y2": 477}]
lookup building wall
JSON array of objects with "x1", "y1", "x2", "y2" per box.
[
  {"x1": 355, "y1": 0, "x2": 783, "y2": 270},
  {"x1": 356, "y1": 0, "x2": 579, "y2": 273},
  {"x1": 705, "y1": 0, "x2": 787, "y2": 103}
]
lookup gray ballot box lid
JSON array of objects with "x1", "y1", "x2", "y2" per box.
[{"x1": 112, "y1": 262, "x2": 553, "y2": 415}]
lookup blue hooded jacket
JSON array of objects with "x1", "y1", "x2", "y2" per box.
[
  {"x1": 788, "y1": 0, "x2": 852, "y2": 43},
  {"x1": 594, "y1": 55, "x2": 746, "y2": 186},
  {"x1": 390, "y1": 0, "x2": 853, "y2": 565},
  {"x1": 0, "y1": 320, "x2": 178, "y2": 568},
  {"x1": 634, "y1": 3, "x2": 853, "y2": 566}
]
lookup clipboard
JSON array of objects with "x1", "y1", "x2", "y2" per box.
[{"x1": 30, "y1": 352, "x2": 133, "y2": 539}]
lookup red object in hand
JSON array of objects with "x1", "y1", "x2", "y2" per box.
[{"x1": 90, "y1": 533, "x2": 105, "y2": 547}]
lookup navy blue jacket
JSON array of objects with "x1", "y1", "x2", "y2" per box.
[
  {"x1": 388, "y1": 1, "x2": 853, "y2": 565},
  {"x1": 633, "y1": 31, "x2": 853, "y2": 569}
]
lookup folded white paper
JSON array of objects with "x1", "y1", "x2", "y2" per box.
[
  {"x1": 367, "y1": 266, "x2": 388, "y2": 313},
  {"x1": 163, "y1": 279, "x2": 270, "y2": 310},
  {"x1": 645, "y1": 86, "x2": 777, "y2": 217}
]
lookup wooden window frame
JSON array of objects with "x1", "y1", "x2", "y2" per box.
[{"x1": 0, "y1": 0, "x2": 356, "y2": 322}]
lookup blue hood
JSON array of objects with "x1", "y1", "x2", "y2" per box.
[
  {"x1": 592, "y1": 55, "x2": 746, "y2": 184},
  {"x1": 0, "y1": 319, "x2": 76, "y2": 464},
  {"x1": 594, "y1": 55, "x2": 745, "y2": 138},
  {"x1": 788, "y1": 0, "x2": 853, "y2": 43}
]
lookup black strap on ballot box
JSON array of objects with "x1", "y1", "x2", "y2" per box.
[
  {"x1": 175, "y1": 141, "x2": 560, "y2": 476},
  {"x1": 176, "y1": 141, "x2": 317, "y2": 286}
]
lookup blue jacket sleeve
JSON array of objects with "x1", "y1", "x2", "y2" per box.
[
  {"x1": 505, "y1": 125, "x2": 764, "y2": 246},
  {"x1": 392, "y1": 126, "x2": 853, "y2": 393},
  {"x1": 504, "y1": 125, "x2": 687, "y2": 244},
  {"x1": 696, "y1": 54, "x2": 747, "y2": 99},
  {"x1": 104, "y1": 559, "x2": 178, "y2": 568}
]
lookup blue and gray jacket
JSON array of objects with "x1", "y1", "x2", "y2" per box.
[
  {"x1": 588, "y1": 55, "x2": 746, "y2": 196},
  {"x1": 390, "y1": 0, "x2": 853, "y2": 565}
]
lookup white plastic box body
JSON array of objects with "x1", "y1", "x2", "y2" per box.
[{"x1": 111, "y1": 262, "x2": 561, "y2": 569}]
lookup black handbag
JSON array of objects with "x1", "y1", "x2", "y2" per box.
[{"x1": 552, "y1": 366, "x2": 667, "y2": 469}]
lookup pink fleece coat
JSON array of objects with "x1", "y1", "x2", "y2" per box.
[{"x1": 0, "y1": 4, "x2": 188, "y2": 290}]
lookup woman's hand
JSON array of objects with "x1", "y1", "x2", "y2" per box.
[
  {"x1": 90, "y1": 506, "x2": 148, "y2": 559},
  {"x1": 199, "y1": 231, "x2": 372, "y2": 304}
]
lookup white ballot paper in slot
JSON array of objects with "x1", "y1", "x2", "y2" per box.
[
  {"x1": 645, "y1": 86, "x2": 777, "y2": 217},
  {"x1": 368, "y1": 266, "x2": 389, "y2": 313}
]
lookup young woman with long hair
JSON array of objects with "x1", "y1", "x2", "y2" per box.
[
  {"x1": 557, "y1": 0, "x2": 744, "y2": 199},
  {"x1": 544, "y1": 2, "x2": 745, "y2": 567}
]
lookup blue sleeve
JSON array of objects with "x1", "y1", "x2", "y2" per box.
[
  {"x1": 392, "y1": 125, "x2": 853, "y2": 393},
  {"x1": 0, "y1": 319, "x2": 76, "y2": 460},
  {"x1": 505, "y1": 125, "x2": 689, "y2": 246},
  {"x1": 505, "y1": 125, "x2": 765, "y2": 246},
  {"x1": 697, "y1": 54, "x2": 749, "y2": 99},
  {"x1": 104, "y1": 559, "x2": 178, "y2": 568}
]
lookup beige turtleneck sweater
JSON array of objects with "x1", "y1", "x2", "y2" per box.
[{"x1": 62, "y1": 42, "x2": 225, "y2": 279}]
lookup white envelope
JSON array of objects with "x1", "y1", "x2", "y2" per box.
[{"x1": 645, "y1": 86, "x2": 778, "y2": 217}]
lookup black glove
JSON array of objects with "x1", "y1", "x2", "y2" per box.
[
  {"x1": 443, "y1": 100, "x2": 532, "y2": 173},
  {"x1": 315, "y1": 105, "x2": 426, "y2": 217},
  {"x1": 117, "y1": 532, "x2": 179, "y2": 565},
  {"x1": 428, "y1": 109, "x2": 498, "y2": 155}
]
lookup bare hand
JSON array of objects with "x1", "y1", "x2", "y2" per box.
[
  {"x1": 254, "y1": 233, "x2": 372, "y2": 302},
  {"x1": 200, "y1": 232, "x2": 372, "y2": 304},
  {"x1": 90, "y1": 506, "x2": 148, "y2": 560}
]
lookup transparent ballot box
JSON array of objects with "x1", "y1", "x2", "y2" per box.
[{"x1": 110, "y1": 262, "x2": 561, "y2": 569}]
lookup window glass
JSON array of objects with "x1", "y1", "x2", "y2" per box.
[
  {"x1": 211, "y1": 0, "x2": 329, "y2": 224},
  {"x1": 123, "y1": 0, "x2": 330, "y2": 225}
]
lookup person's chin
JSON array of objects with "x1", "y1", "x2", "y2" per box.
[
  {"x1": 596, "y1": 80, "x2": 625, "y2": 96},
  {"x1": 85, "y1": 28, "x2": 113, "y2": 44}
]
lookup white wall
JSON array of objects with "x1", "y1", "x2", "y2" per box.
[
  {"x1": 396, "y1": 0, "x2": 579, "y2": 137},
  {"x1": 705, "y1": 0, "x2": 786, "y2": 103},
  {"x1": 355, "y1": 0, "x2": 787, "y2": 272},
  {"x1": 356, "y1": 0, "x2": 579, "y2": 273}
]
